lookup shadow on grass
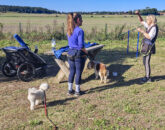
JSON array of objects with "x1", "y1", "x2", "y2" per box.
[
  {"x1": 85, "y1": 75, "x2": 165, "y2": 94},
  {"x1": 152, "y1": 75, "x2": 165, "y2": 81},
  {"x1": 0, "y1": 48, "x2": 161, "y2": 85},
  {"x1": 84, "y1": 63, "x2": 138, "y2": 94},
  {"x1": 82, "y1": 64, "x2": 133, "y2": 84},
  {"x1": 47, "y1": 97, "x2": 77, "y2": 107},
  {"x1": 85, "y1": 78, "x2": 141, "y2": 94},
  {"x1": 0, "y1": 48, "x2": 140, "y2": 83},
  {"x1": 96, "y1": 48, "x2": 138, "y2": 64}
]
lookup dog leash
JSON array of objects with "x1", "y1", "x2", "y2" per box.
[{"x1": 44, "y1": 91, "x2": 57, "y2": 130}]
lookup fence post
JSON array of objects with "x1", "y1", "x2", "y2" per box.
[
  {"x1": 136, "y1": 32, "x2": 140, "y2": 58},
  {"x1": 127, "y1": 30, "x2": 130, "y2": 54},
  {"x1": 19, "y1": 22, "x2": 23, "y2": 37},
  {"x1": 62, "y1": 23, "x2": 65, "y2": 40}
]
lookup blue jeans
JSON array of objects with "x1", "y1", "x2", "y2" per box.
[{"x1": 68, "y1": 57, "x2": 86, "y2": 85}]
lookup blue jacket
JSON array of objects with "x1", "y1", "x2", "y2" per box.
[{"x1": 67, "y1": 26, "x2": 84, "y2": 50}]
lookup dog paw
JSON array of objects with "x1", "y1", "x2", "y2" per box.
[
  {"x1": 100, "y1": 81, "x2": 103, "y2": 84},
  {"x1": 104, "y1": 80, "x2": 109, "y2": 84},
  {"x1": 105, "y1": 79, "x2": 110, "y2": 83},
  {"x1": 30, "y1": 107, "x2": 34, "y2": 111}
]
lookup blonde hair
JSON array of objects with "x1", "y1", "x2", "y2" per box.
[
  {"x1": 67, "y1": 13, "x2": 74, "y2": 36},
  {"x1": 147, "y1": 15, "x2": 157, "y2": 24},
  {"x1": 67, "y1": 13, "x2": 82, "y2": 36}
]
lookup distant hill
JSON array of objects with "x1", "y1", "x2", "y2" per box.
[{"x1": 0, "y1": 5, "x2": 61, "y2": 14}]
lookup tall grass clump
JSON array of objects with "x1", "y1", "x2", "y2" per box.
[
  {"x1": 109, "y1": 24, "x2": 126, "y2": 40},
  {"x1": 157, "y1": 23, "x2": 165, "y2": 39},
  {"x1": 86, "y1": 26, "x2": 98, "y2": 40},
  {"x1": 86, "y1": 24, "x2": 127, "y2": 41},
  {"x1": 10, "y1": 20, "x2": 67, "y2": 42}
]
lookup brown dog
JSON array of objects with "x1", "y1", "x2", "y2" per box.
[{"x1": 87, "y1": 61, "x2": 109, "y2": 83}]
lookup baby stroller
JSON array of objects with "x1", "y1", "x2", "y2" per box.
[{"x1": 1, "y1": 34, "x2": 47, "y2": 82}]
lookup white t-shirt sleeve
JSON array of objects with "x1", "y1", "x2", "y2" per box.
[
  {"x1": 141, "y1": 21, "x2": 148, "y2": 28},
  {"x1": 149, "y1": 27, "x2": 156, "y2": 40}
]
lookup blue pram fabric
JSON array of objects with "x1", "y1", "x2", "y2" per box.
[
  {"x1": 14, "y1": 34, "x2": 30, "y2": 50},
  {"x1": 3, "y1": 46, "x2": 25, "y2": 51},
  {"x1": 53, "y1": 46, "x2": 69, "y2": 59},
  {"x1": 53, "y1": 42, "x2": 98, "y2": 59}
]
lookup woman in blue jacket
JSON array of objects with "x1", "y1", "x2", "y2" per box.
[{"x1": 67, "y1": 13, "x2": 88, "y2": 96}]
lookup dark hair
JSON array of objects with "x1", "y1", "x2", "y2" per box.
[{"x1": 73, "y1": 13, "x2": 81, "y2": 24}]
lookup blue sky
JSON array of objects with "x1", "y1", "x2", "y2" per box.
[{"x1": 0, "y1": 0, "x2": 164, "y2": 12}]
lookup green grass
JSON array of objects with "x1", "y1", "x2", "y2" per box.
[
  {"x1": 0, "y1": 38, "x2": 165, "y2": 129},
  {"x1": 29, "y1": 119, "x2": 43, "y2": 127}
]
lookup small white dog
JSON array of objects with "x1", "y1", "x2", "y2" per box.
[{"x1": 27, "y1": 83, "x2": 49, "y2": 110}]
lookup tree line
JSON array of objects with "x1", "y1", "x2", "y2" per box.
[
  {"x1": 0, "y1": 5, "x2": 61, "y2": 14},
  {"x1": 0, "y1": 5, "x2": 163, "y2": 15},
  {"x1": 76, "y1": 8, "x2": 160, "y2": 15}
]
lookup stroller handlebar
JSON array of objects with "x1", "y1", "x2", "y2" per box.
[{"x1": 13, "y1": 34, "x2": 30, "y2": 50}]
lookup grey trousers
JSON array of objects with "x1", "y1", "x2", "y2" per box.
[{"x1": 143, "y1": 53, "x2": 151, "y2": 78}]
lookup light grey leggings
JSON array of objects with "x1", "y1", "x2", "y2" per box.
[{"x1": 143, "y1": 53, "x2": 151, "y2": 78}]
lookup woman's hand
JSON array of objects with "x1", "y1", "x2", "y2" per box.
[
  {"x1": 135, "y1": 10, "x2": 139, "y2": 14},
  {"x1": 137, "y1": 28, "x2": 144, "y2": 34},
  {"x1": 81, "y1": 48, "x2": 88, "y2": 55},
  {"x1": 135, "y1": 10, "x2": 143, "y2": 22},
  {"x1": 137, "y1": 28, "x2": 151, "y2": 39}
]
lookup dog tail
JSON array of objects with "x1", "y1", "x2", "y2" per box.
[{"x1": 39, "y1": 83, "x2": 49, "y2": 91}]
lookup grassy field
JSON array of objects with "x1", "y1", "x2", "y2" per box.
[
  {"x1": 1, "y1": 12, "x2": 165, "y2": 34},
  {"x1": 0, "y1": 37, "x2": 165, "y2": 129}
]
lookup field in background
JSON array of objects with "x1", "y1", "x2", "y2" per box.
[{"x1": 1, "y1": 12, "x2": 165, "y2": 33}]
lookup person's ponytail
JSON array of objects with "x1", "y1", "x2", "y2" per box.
[{"x1": 67, "y1": 13, "x2": 75, "y2": 36}]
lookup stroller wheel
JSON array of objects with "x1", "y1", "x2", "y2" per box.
[
  {"x1": 2, "y1": 61, "x2": 17, "y2": 77},
  {"x1": 17, "y1": 63, "x2": 35, "y2": 82}
]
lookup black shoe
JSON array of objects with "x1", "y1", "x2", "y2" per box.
[
  {"x1": 141, "y1": 77, "x2": 152, "y2": 83},
  {"x1": 74, "y1": 91, "x2": 85, "y2": 96},
  {"x1": 141, "y1": 77, "x2": 147, "y2": 82},
  {"x1": 67, "y1": 90, "x2": 75, "y2": 95},
  {"x1": 146, "y1": 78, "x2": 152, "y2": 83}
]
